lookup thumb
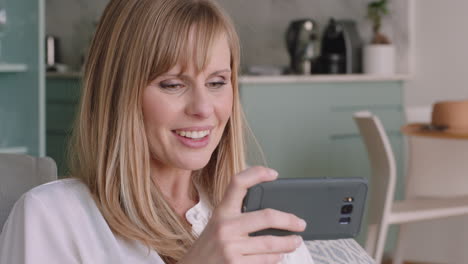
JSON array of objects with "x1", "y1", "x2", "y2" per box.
[{"x1": 216, "y1": 166, "x2": 278, "y2": 217}]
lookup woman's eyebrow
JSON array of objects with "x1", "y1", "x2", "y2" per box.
[
  {"x1": 208, "y1": 69, "x2": 231, "y2": 77},
  {"x1": 159, "y1": 69, "x2": 231, "y2": 79}
]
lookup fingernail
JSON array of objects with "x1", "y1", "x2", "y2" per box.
[
  {"x1": 295, "y1": 236, "x2": 302, "y2": 246},
  {"x1": 299, "y1": 219, "x2": 307, "y2": 229},
  {"x1": 268, "y1": 169, "x2": 278, "y2": 177}
]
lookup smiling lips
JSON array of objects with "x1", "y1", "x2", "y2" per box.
[
  {"x1": 173, "y1": 127, "x2": 212, "y2": 148},
  {"x1": 175, "y1": 129, "x2": 210, "y2": 139}
]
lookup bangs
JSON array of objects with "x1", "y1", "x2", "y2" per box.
[{"x1": 148, "y1": 2, "x2": 231, "y2": 80}]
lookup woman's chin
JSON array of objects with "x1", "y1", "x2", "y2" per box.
[{"x1": 176, "y1": 157, "x2": 211, "y2": 171}]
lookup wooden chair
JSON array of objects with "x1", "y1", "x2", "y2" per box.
[{"x1": 353, "y1": 111, "x2": 468, "y2": 264}]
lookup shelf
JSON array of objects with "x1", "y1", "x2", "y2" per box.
[
  {"x1": 47, "y1": 71, "x2": 411, "y2": 84},
  {"x1": 0, "y1": 63, "x2": 28, "y2": 72},
  {"x1": 239, "y1": 74, "x2": 411, "y2": 84},
  {"x1": 0, "y1": 146, "x2": 28, "y2": 154},
  {"x1": 46, "y1": 71, "x2": 82, "y2": 79}
]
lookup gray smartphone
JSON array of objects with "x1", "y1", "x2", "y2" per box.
[{"x1": 241, "y1": 177, "x2": 368, "y2": 240}]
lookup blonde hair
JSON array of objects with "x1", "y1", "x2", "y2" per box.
[{"x1": 69, "y1": 0, "x2": 246, "y2": 261}]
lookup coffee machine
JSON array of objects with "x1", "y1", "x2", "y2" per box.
[
  {"x1": 286, "y1": 19, "x2": 318, "y2": 74},
  {"x1": 317, "y1": 18, "x2": 362, "y2": 74}
]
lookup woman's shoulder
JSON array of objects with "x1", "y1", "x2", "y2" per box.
[
  {"x1": 25, "y1": 178, "x2": 91, "y2": 204},
  {"x1": 27, "y1": 178, "x2": 88, "y2": 195},
  {"x1": 19, "y1": 178, "x2": 96, "y2": 218},
  {"x1": 7, "y1": 178, "x2": 105, "y2": 239},
  {"x1": 1, "y1": 180, "x2": 157, "y2": 263}
]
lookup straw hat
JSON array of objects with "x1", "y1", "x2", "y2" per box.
[{"x1": 401, "y1": 100, "x2": 468, "y2": 139}]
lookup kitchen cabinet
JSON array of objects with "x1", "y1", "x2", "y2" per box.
[
  {"x1": 240, "y1": 76, "x2": 404, "y2": 186},
  {"x1": 240, "y1": 76, "x2": 405, "y2": 246},
  {"x1": 0, "y1": 0, "x2": 45, "y2": 156},
  {"x1": 46, "y1": 76, "x2": 80, "y2": 176}
]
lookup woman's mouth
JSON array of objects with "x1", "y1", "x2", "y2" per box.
[
  {"x1": 174, "y1": 129, "x2": 210, "y2": 140},
  {"x1": 172, "y1": 129, "x2": 211, "y2": 148}
]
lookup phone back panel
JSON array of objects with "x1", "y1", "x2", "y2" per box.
[{"x1": 242, "y1": 178, "x2": 368, "y2": 240}]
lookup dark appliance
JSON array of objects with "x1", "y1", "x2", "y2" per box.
[
  {"x1": 318, "y1": 18, "x2": 362, "y2": 74},
  {"x1": 286, "y1": 19, "x2": 318, "y2": 74}
]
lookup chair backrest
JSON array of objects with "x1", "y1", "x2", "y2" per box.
[
  {"x1": 353, "y1": 111, "x2": 397, "y2": 226},
  {"x1": 0, "y1": 154, "x2": 57, "y2": 229}
]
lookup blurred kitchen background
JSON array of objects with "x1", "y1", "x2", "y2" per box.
[
  {"x1": 45, "y1": 0, "x2": 409, "y2": 74},
  {"x1": 1, "y1": 0, "x2": 468, "y2": 263}
]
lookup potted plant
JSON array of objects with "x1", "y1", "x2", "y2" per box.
[{"x1": 363, "y1": 0, "x2": 395, "y2": 75}]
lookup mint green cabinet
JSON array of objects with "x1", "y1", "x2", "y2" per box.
[
  {"x1": 240, "y1": 81, "x2": 404, "y2": 179},
  {"x1": 0, "y1": 0, "x2": 45, "y2": 156},
  {"x1": 240, "y1": 80, "x2": 405, "y2": 247},
  {"x1": 46, "y1": 77, "x2": 80, "y2": 176}
]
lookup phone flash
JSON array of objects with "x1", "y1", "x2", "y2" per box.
[{"x1": 344, "y1": 197, "x2": 354, "y2": 202}]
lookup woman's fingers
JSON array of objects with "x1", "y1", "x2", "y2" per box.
[
  {"x1": 237, "y1": 208, "x2": 307, "y2": 234},
  {"x1": 241, "y1": 253, "x2": 284, "y2": 264},
  {"x1": 217, "y1": 166, "x2": 278, "y2": 216},
  {"x1": 238, "y1": 235, "x2": 302, "y2": 255}
]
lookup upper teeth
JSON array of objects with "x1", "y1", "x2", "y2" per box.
[{"x1": 176, "y1": 130, "x2": 210, "y2": 139}]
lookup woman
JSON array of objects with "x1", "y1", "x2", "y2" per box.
[{"x1": 0, "y1": 0, "x2": 314, "y2": 263}]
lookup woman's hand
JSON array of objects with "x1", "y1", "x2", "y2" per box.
[{"x1": 179, "y1": 166, "x2": 307, "y2": 264}]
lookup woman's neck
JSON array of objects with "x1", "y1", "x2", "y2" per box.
[{"x1": 150, "y1": 163, "x2": 199, "y2": 217}]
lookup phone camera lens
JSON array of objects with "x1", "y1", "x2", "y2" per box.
[
  {"x1": 341, "y1": 204, "x2": 353, "y2": 214},
  {"x1": 339, "y1": 217, "x2": 351, "y2": 225}
]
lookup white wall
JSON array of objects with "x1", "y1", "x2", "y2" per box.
[
  {"x1": 217, "y1": 0, "x2": 406, "y2": 70},
  {"x1": 400, "y1": 1, "x2": 468, "y2": 263},
  {"x1": 405, "y1": 0, "x2": 468, "y2": 106},
  {"x1": 45, "y1": 0, "x2": 108, "y2": 70}
]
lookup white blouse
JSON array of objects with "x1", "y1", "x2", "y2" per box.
[{"x1": 0, "y1": 179, "x2": 314, "y2": 263}]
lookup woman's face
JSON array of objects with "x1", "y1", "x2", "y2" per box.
[{"x1": 142, "y1": 34, "x2": 233, "y2": 172}]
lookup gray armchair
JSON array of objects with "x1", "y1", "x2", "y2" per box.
[{"x1": 0, "y1": 153, "x2": 57, "y2": 228}]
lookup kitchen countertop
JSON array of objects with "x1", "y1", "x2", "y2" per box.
[{"x1": 239, "y1": 74, "x2": 410, "y2": 83}]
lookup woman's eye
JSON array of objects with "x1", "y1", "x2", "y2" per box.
[
  {"x1": 159, "y1": 82, "x2": 184, "y2": 91},
  {"x1": 206, "y1": 81, "x2": 227, "y2": 89}
]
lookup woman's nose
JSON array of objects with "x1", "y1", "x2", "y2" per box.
[{"x1": 185, "y1": 85, "x2": 214, "y2": 119}]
